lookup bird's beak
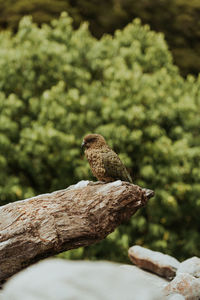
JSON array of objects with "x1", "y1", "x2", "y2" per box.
[{"x1": 81, "y1": 140, "x2": 85, "y2": 149}]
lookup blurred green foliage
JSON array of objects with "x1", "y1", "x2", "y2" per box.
[
  {"x1": 0, "y1": 14, "x2": 200, "y2": 262},
  {"x1": 0, "y1": 0, "x2": 200, "y2": 76}
]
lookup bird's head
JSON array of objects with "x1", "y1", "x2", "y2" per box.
[{"x1": 81, "y1": 134, "x2": 107, "y2": 150}]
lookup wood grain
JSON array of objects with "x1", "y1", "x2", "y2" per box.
[{"x1": 0, "y1": 180, "x2": 154, "y2": 283}]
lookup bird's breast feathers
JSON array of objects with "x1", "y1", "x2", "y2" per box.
[{"x1": 85, "y1": 149, "x2": 107, "y2": 180}]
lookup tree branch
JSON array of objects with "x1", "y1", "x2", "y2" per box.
[{"x1": 0, "y1": 180, "x2": 154, "y2": 284}]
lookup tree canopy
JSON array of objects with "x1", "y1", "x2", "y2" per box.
[{"x1": 0, "y1": 0, "x2": 200, "y2": 75}]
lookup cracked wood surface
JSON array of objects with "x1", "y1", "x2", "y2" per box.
[{"x1": 0, "y1": 180, "x2": 154, "y2": 284}]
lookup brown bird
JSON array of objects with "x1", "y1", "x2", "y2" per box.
[{"x1": 81, "y1": 133, "x2": 133, "y2": 183}]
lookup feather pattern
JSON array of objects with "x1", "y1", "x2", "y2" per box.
[{"x1": 82, "y1": 134, "x2": 133, "y2": 183}]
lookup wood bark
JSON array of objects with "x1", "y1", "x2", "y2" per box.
[{"x1": 0, "y1": 180, "x2": 154, "y2": 284}]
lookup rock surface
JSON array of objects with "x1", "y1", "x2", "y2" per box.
[
  {"x1": 120, "y1": 264, "x2": 168, "y2": 289},
  {"x1": 1, "y1": 246, "x2": 200, "y2": 300},
  {"x1": 1, "y1": 259, "x2": 163, "y2": 300},
  {"x1": 177, "y1": 256, "x2": 200, "y2": 278},
  {"x1": 128, "y1": 245, "x2": 180, "y2": 279},
  {"x1": 167, "y1": 294, "x2": 185, "y2": 300},
  {"x1": 163, "y1": 273, "x2": 200, "y2": 300}
]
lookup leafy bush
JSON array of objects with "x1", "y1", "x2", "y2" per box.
[
  {"x1": 0, "y1": 0, "x2": 200, "y2": 76},
  {"x1": 0, "y1": 13, "x2": 200, "y2": 261}
]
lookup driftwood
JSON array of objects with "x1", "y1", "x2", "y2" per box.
[{"x1": 0, "y1": 180, "x2": 154, "y2": 284}]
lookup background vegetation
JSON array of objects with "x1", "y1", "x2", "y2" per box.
[
  {"x1": 0, "y1": 0, "x2": 200, "y2": 76},
  {"x1": 0, "y1": 14, "x2": 200, "y2": 262}
]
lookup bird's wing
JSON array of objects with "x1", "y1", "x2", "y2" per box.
[{"x1": 102, "y1": 151, "x2": 133, "y2": 183}]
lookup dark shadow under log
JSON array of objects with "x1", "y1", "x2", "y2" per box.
[{"x1": 0, "y1": 180, "x2": 154, "y2": 284}]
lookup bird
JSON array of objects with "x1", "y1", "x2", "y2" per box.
[{"x1": 81, "y1": 133, "x2": 133, "y2": 183}]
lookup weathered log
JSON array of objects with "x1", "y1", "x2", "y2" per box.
[{"x1": 0, "y1": 180, "x2": 154, "y2": 284}]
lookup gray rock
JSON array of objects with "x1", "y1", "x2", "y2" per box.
[
  {"x1": 120, "y1": 264, "x2": 168, "y2": 289},
  {"x1": 163, "y1": 272, "x2": 200, "y2": 300},
  {"x1": 2, "y1": 259, "x2": 164, "y2": 300},
  {"x1": 128, "y1": 245, "x2": 180, "y2": 279},
  {"x1": 177, "y1": 257, "x2": 200, "y2": 278},
  {"x1": 167, "y1": 293, "x2": 185, "y2": 300}
]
